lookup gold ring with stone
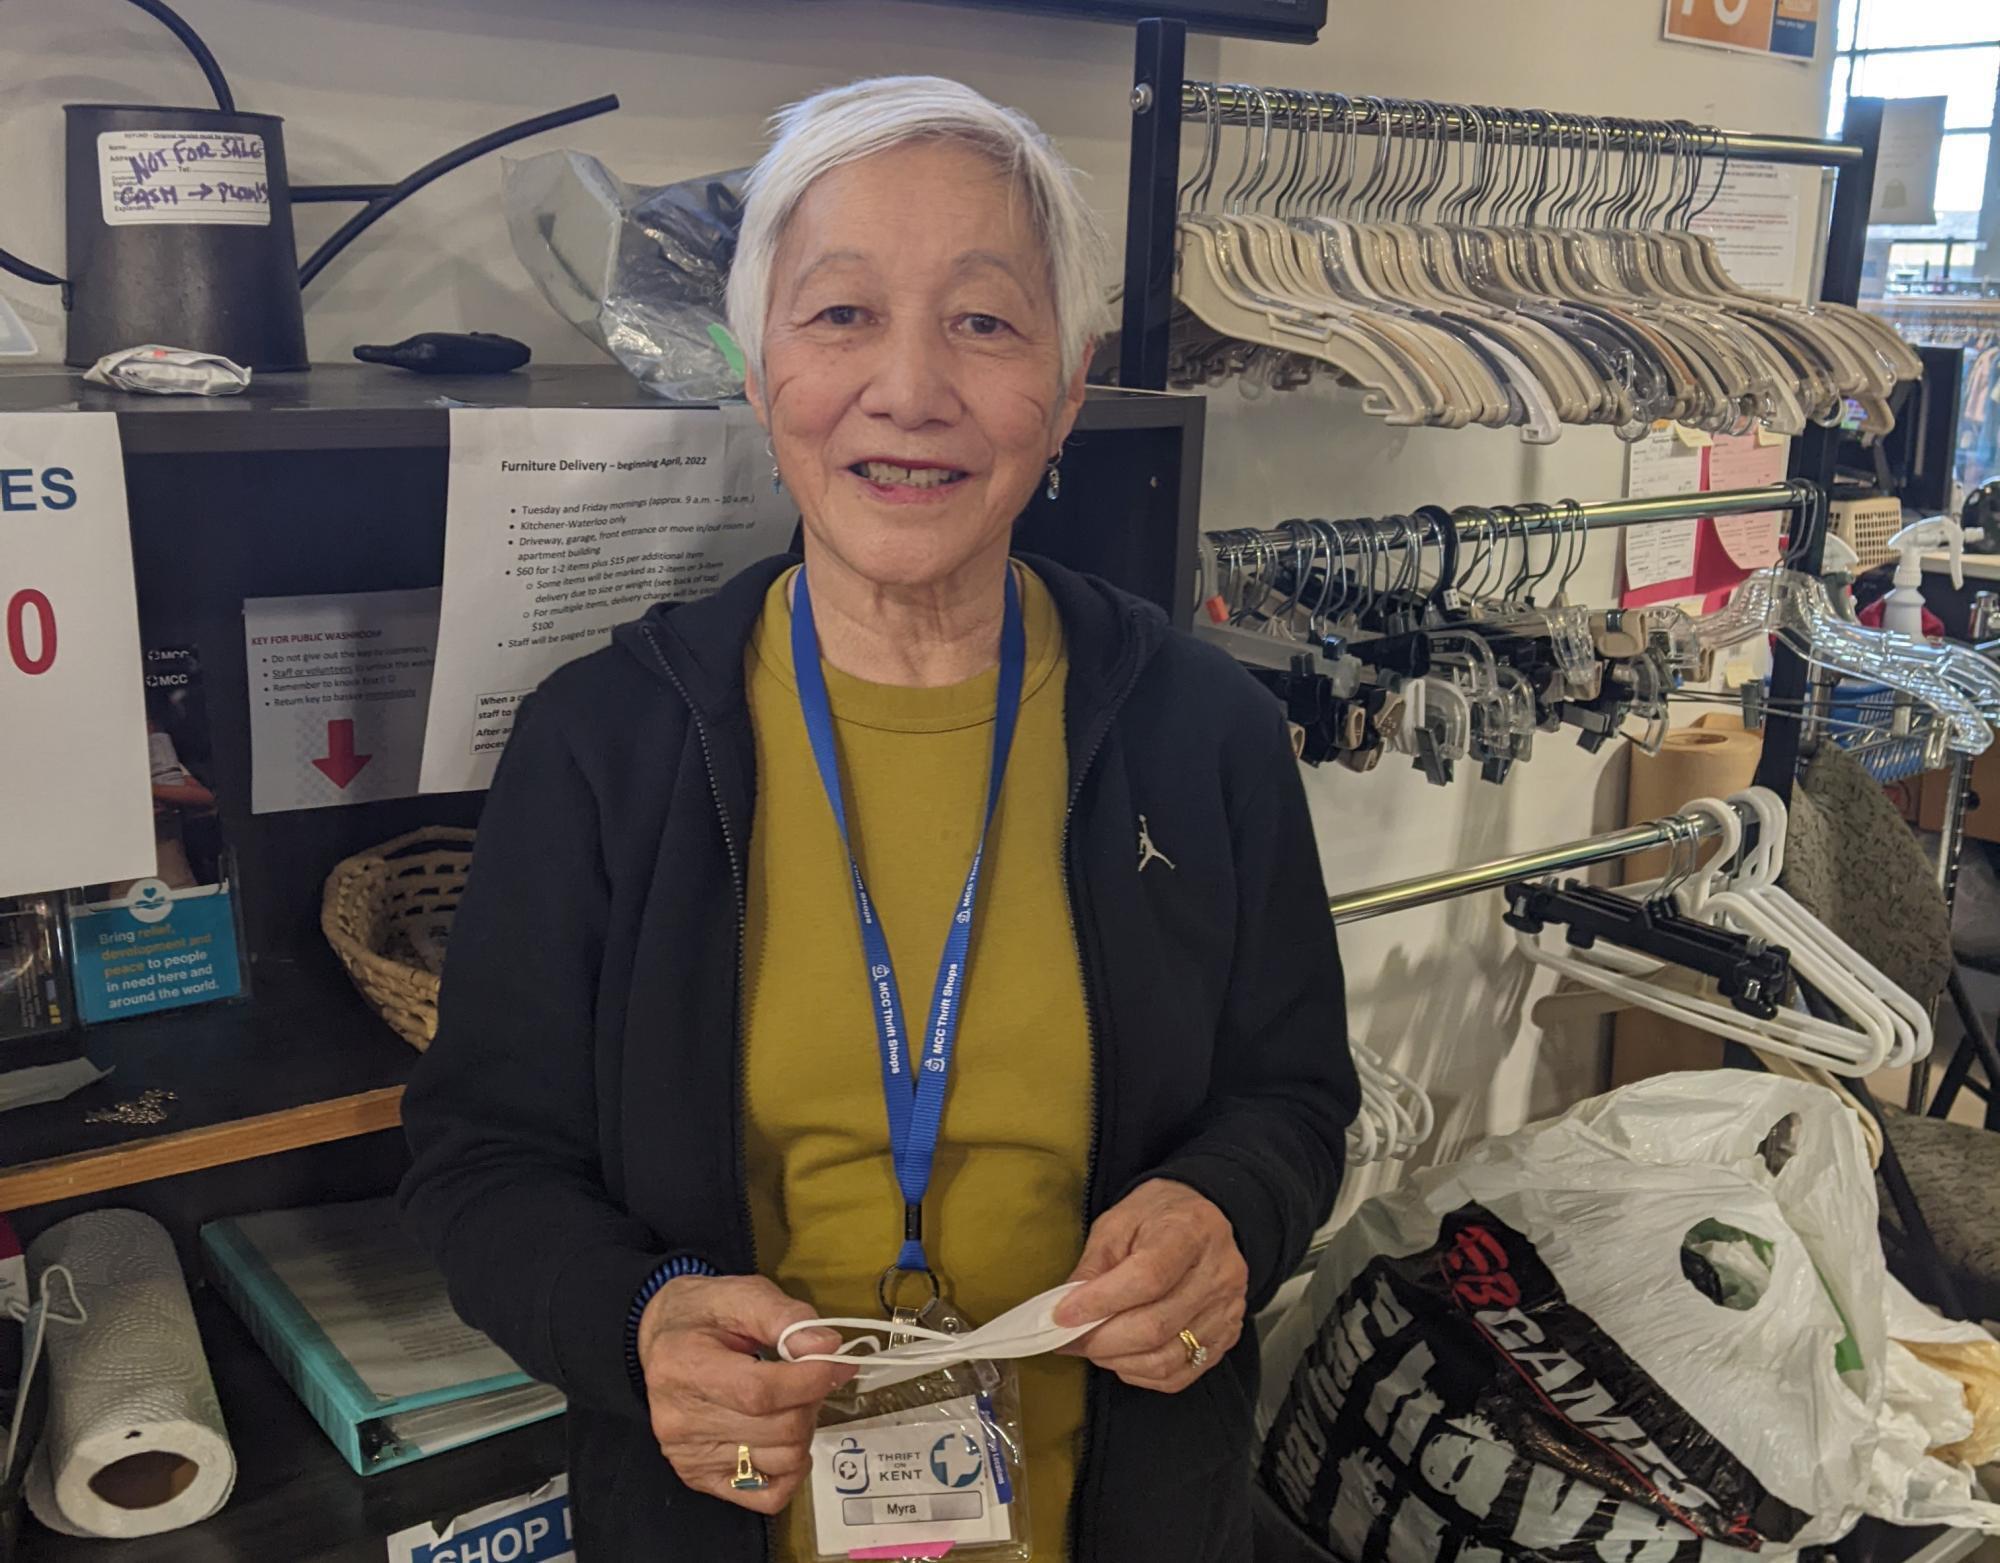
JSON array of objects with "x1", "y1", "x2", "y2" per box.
[
  {"x1": 731, "y1": 1445, "x2": 770, "y2": 1492},
  {"x1": 1180, "y1": 1328, "x2": 1210, "y2": 1370}
]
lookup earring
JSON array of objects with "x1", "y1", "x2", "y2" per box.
[
  {"x1": 767, "y1": 437, "x2": 783, "y2": 495},
  {"x1": 1044, "y1": 457, "x2": 1062, "y2": 502}
]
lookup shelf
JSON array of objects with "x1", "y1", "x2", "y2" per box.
[
  {"x1": 0, "y1": 363, "x2": 1198, "y2": 454},
  {"x1": 19, "y1": 1289, "x2": 567, "y2": 1563},
  {"x1": 0, "y1": 954, "x2": 415, "y2": 1211}
]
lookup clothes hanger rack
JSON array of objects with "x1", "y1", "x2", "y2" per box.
[
  {"x1": 1119, "y1": 22, "x2": 1891, "y2": 806},
  {"x1": 1206, "y1": 479, "x2": 1806, "y2": 560},
  {"x1": 1118, "y1": 23, "x2": 1877, "y2": 397},
  {"x1": 1167, "y1": 85, "x2": 1866, "y2": 167},
  {"x1": 1326, "y1": 806, "x2": 1735, "y2": 924}
]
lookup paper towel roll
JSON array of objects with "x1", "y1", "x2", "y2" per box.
[
  {"x1": 23, "y1": 1210, "x2": 235, "y2": 1538},
  {"x1": 1611, "y1": 716, "x2": 1765, "y2": 1086},
  {"x1": 1622, "y1": 716, "x2": 1765, "y2": 886}
]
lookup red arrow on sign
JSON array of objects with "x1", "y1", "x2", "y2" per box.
[{"x1": 312, "y1": 719, "x2": 372, "y2": 788}]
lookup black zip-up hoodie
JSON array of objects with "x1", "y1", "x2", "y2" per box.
[{"x1": 400, "y1": 554, "x2": 1355, "y2": 1560}]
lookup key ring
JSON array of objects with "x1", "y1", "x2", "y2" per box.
[{"x1": 878, "y1": 1264, "x2": 943, "y2": 1318}]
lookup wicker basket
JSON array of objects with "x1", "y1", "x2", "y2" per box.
[{"x1": 321, "y1": 827, "x2": 476, "y2": 1051}]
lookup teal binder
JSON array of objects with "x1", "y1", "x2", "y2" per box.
[{"x1": 200, "y1": 1203, "x2": 564, "y2": 1477}]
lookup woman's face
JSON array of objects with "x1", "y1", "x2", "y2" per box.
[{"x1": 748, "y1": 138, "x2": 1089, "y2": 592}]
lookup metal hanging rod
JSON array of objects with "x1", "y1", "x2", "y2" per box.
[
  {"x1": 1209, "y1": 481, "x2": 1807, "y2": 557},
  {"x1": 1172, "y1": 83, "x2": 1864, "y2": 169},
  {"x1": 1328, "y1": 810, "x2": 1729, "y2": 924}
]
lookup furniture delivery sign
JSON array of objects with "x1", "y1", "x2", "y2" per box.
[{"x1": 385, "y1": 1477, "x2": 571, "y2": 1563}]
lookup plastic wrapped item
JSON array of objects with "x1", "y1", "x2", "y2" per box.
[
  {"x1": 81, "y1": 345, "x2": 250, "y2": 396},
  {"x1": 502, "y1": 151, "x2": 746, "y2": 401},
  {"x1": 1257, "y1": 1072, "x2": 2000, "y2": 1562}
]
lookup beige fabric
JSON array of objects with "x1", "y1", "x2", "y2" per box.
[
  {"x1": 1781, "y1": 742, "x2": 1952, "y2": 1010},
  {"x1": 1881, "y1": 1110, "x2": 2000, "y2": 1314}
]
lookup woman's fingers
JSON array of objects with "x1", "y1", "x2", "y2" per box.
[
  {"x1": 655, "y1": 1396, "x2": 820, "y2": 1452},
  {"x1": 639, "y1": 1273, "x2": 860, "y2": 1511},
  {"x1": 1060, "y1": 1228, "x2": 1202, "y2": 1329},
  {"x1": 1073, "y1": 1260, "x2": 1241, "y2": 1374},
  {"x1": 1055, "y1": 1178, "x2": 1246, "y2": 1331},
  {"x1": 686, "y1": 1350, "x2": 856, "y2": 1418},
  {"x1": 1093, "y1": 1296, "x2": 1246, "y2": 1391},
  {"x1": 666, "y1": 1439, "x2": 816, "y2": 1515}
]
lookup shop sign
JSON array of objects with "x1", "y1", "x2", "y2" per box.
[{"x1": 1664, "y1": 0, "x2": 1819, "y2": 62}]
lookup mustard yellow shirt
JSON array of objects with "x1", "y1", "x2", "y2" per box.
[{"x1": 744, "y1": 564, "x2": 1091, "y2": 1562}]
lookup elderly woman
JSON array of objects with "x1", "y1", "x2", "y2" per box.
[{"x1": 401, "y1": 76, "x2": 1353, "y2": 1561}]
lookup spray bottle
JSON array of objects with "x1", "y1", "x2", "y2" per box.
[{"x1": 1883, "y1": 516, "x2": 1975, "y2": 641}]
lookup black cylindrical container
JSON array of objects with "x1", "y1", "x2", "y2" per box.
[{"x1": 64, "y1": 104, "x2": 308, "y2": 370}]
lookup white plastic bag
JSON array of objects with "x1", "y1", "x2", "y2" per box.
[{"x1": 1259, "y1": 1072, "x2": 2000, "y2": 1561}]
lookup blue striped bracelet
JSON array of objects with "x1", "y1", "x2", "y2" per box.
[{"x1": 625, "y1": 1254, "x2": 718, "y2": 1398}]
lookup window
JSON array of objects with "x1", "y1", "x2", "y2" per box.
[{"x1": 1832, "y1": 0, "x2": 1998, "y2": 283}]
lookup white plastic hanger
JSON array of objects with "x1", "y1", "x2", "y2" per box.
[{"x1": 1514, "y1": 799, "x2": 1898, "y2": 1073}]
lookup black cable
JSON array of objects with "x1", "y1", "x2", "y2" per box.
[
  {"x1": 291, "y1": 184, "x2": 395, "y2": 204},
  {"x1": 1, "y1": 0, "x2": 235, "y2": 292},
  {"x1": 122, "y1": 0, "x2": 235, "y2": 112},
  {"x1": 298, "y1": 94, "x2": 619, "y2": 289},
  {"x1": 0, "y1": 246, "x2": 65, "y2": 290}
]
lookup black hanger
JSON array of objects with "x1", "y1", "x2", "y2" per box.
[{"x1": 1502, "y1": 879, "x2": 1792, "y2": 1019}]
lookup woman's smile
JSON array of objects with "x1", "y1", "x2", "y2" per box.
[{"x1": 846, "y1": 458, "x2": 973, "y2": 504}]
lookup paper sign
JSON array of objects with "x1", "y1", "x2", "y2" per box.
[
  {"x1": 68, "y1": 879, "x2": 243, "y2": 1022},
  {"x1": 1707, "y1": 432, "x2": 1791, "y2": 568},
  {"x1": 1623, "y1": 427, "x2": 1703, "y2": 593},
  {"x1": 1690, "y1": 162, "x2": 1824, "y2": 301},
  {"x1": 1663, "y1": 0, "x2": 1817, "y2": 61},
  {"x1": 420, "y1": 406, "x2": 793, "y2": 793},
  {"x1": 0, "y1": 414, "x2": 154, "y2": 897},
  {"x1": 66, "y1": 642, "x2": 244, "y2": 1021},
  {"x1": 1873, "y1": 98, "x2": 1946, "y2": 227},
  {"x1": 245, "y1": 589, "x2": 439, "y2": 813},
  {"x1": 97, "y1": 128, "x2": 271, "y2": 227},
  {"x1": 387, "y1": 1475, "x2": 572, "y2": 1563}
]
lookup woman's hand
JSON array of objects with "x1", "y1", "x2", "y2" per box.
[
  {"x1": 1054, "y1": 1179, "x2": 1248, "y2": 1392},
  {"x1": 637, "y1": 1274, "x2": 855, "y2": 1515}
]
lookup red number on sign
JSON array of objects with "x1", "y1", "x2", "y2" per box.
[{"x1": 6, "y1": 589, "x2": 56, "y2": 675}]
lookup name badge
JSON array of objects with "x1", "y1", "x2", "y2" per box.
[{"x1": 809, "y1": 1393, "x2": 1018, "y2": 1557}]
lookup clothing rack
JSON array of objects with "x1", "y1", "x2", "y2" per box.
[
  {"x1": 1206, "y1": 480, "x2": 1811, "y2": 555},
  {"x1": 1325, "y1": 792, "x2": 1968, "y2": 1316},
  {"x1": 1115, "y1": 18, "x2": 1889, "y2": 806},
  {"x1": 1163, "y1": 85, "x2": 1868, "y2": 167},
  {"x1": 1327, "y1": 809, "x2": 1729, "y2": 924}
]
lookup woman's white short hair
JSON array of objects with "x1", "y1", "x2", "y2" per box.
[{"x1": 726, "y1": 76, "x2": 1112, "y2": 387}]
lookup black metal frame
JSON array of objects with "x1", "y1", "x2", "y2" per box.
[
  {"x1": 1118, "y1": 17, "x2": 1186, "y2": 394},
  {"x1": 1755, "y1": 96, "x2": 1887, "y2": 800}
]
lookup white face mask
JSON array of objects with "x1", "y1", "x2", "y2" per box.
[{"x1": 776, "y1": 1282, "x2": 1104, "y2": 1392}]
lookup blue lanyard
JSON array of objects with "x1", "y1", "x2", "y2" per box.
[{"x1": 790, "y1": 566, "x2": 1026, "y2": 1278}]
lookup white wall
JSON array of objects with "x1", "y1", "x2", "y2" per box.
[{"x1": 1, "y1": 0, "x2": 1833, "y2": 1207}]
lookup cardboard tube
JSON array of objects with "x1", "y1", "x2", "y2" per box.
[{"x1": 1610, "y1": 716, "x2": 1765, "y2": 1085}]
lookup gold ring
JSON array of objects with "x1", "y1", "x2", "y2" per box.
[
  {"x1": 1180, "y1": 1328, "x2": 1210, "y2": 1370},
  {"x1": 731, "y1": 1445, "x2": 769, "y2": 1492}
]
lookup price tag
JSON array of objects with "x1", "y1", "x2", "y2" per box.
[{"x1": 0, "y1": 414, "x2": 154, "y2": 897}]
